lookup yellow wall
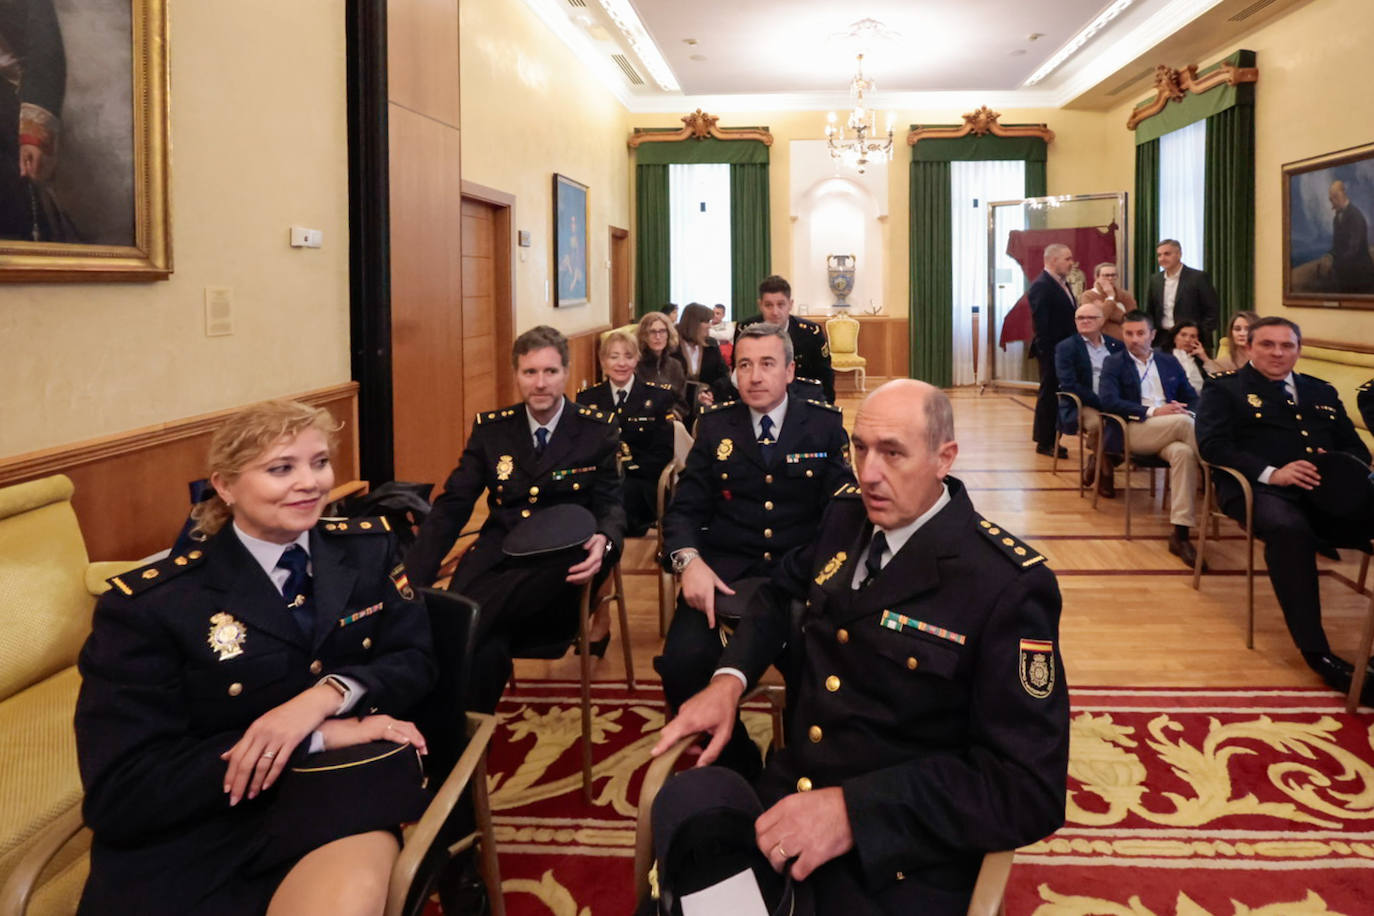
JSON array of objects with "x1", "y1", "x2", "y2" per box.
[
  {"x1": 460, "y1": 0, "x2": 631, "y2": 338},
  {"x1": 628, "y1": 108, "x2": 1124, "y2": 319},
  {"x1": 2, "y1": 1, "x2": 351, "y2": 457},
  {"x1": 1104, "y1": 0, "x2": 1374, "y2": 345}
]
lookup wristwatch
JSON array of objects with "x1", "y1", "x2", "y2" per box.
[{"x1": 670, "y1": 548, "x2": 699, "y2": 575}]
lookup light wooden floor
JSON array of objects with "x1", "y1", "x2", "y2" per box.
[{"x1": 510, "y1": 387, "x2": 1373, "y2": 691}]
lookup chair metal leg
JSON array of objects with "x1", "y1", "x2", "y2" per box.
[
  {"x1": 1124, "y1": 457, "x2": 1133, "y2": 539},
  {"x1": 1346, "y1": 590, "x2": 1374, "y2": 713},
  {"x1": 613, "y1": 564, "x2": 636, "y2": 690},
  {"x1": 578, "y1": 585, "x2": 594, "y2": 804},
  {"x1": 1077, "y1": 431, "x2": 1086, "y2": 498}
]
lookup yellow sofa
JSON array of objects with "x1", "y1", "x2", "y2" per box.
[
  {"x1": 0, "y1": 476, "x2": 133, "y2": 916},
  {"x1": 1296, "y1": 343, "x2": 1374, "y2": 453}
]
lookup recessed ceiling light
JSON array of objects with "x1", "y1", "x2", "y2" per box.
[
  {"x1": 683, "y1": 38, "x2": 698, "y2": 46},
  {"x1": 1023, "y1": 0, "x2": 1134, "y2": 86},
  {"x1": 1009, "y1": 49, "x2": 1027, "y2": 56},
  {"x1": 689, "y1": 53, "x2": 707, "y2": 61}
]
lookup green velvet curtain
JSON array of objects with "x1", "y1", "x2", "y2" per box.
[
  {"x1": 1025, "y1": 160, "x2": 1047, "y2": 199},
  {"x1": 1133, "y1": 140, "x2": 1160, "y2": 301},
  {"x1": 729, "y1": 163, "x2": 771, "y2": 317},
  {"x1": 634, "y1": 164, "x2": 670, "y2": 317},
  {"x1": 1203, "y1": 103, "x2": 1255, "y2": 329},
  {"x1": 909, "y1": 160, "x2": 954, "y2": 387}
]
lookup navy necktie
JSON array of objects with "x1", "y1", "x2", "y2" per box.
[
  {"x1": 758, "y1": 415, "x2": 777, "y2": 464},
  {"x1": 534, "y1": 426, "x2": 549, "y2": 457},
  {"x1": 1273, "y1": 378, "x2": 1293, "y2": 403},
  {"x1": 615, "y1": 389, "x2": 628, "y2": 409},
  {"x1": 861, "y1": 530, "x2": 888, "y2": 588},
  {"x1": 276, "y1": 544, "x2": 314, "y2": 637}
]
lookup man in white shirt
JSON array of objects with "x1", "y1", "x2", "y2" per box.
[
  {"x1": 1146, "y1": 239, "x2": 1220, "y2": 350},
  {"x1": 1098, "y1": 312, "x2": 1202, "y2": 566}
]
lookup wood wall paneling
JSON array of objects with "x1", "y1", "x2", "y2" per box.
[
  {"x1": 567, "y1": 326, "x2": 611, "y2": 393},
  {"x1": 610, "y1": 227, "x2": 630, "y2": 327},
  {"x1": 817, "y1": 316, "x2": 910, "y2": 389},
  {"x1": 0, "y1": 385, "x2": 359, "y2": 562},
  {"x1": 460, "y1": 182, "x2": 517, "y2": 406},
  {"x1": 388, "y1": 104, "x2": 465, "y2": 489},
  {"x1": 386, "y1": 0, "x2": 460, "y2": 126}
]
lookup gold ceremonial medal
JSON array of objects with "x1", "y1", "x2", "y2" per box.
[
  {"x1": 208, "y1": 612, "x2": 246, "y2": 661},
  {"x1": 716, "y1": 438, "x2": 733, "y2": 461},
  {"x1": 814, "y1": 551, "x2": 848, "y2": 586},
  {"x1": 1247, "y1": 393, "x2": 1263, "y2": 408},
  {"x1": 496, "y1": 454, "x2": 514, "y2": 481}
]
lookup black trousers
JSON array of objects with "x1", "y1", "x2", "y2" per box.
[
  {"x1": 1032, "y1": 349, "x2": 1060, "y2": 450},
  {"x1": 655, "y1": 596, "x2": 760, "y2": 775}
]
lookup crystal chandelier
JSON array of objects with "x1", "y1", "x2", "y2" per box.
[{"x1": 825, "y1": 53, "x2": 894, "y2": 174}]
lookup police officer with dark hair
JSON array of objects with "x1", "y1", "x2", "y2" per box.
[
  {"x1": 406, "y1": 325, "x2": 626, "y2": 712},
  {"x1": 735, "y1": 275, "x2": 836, "y2": 403},
  {"x1": 652, "y1": 380, "x2": 1068, "y2": 915},
  {"x1": 1197, "y1": 316, "x2": 1374, "y2": 699},
  {"x1": 658, "y1": 322, "x2": 851, "y2": 776}
]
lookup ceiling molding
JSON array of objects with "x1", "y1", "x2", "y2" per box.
[
  {"x1": 622, "y1": 89, "x2": 1063, "y2": 116},
  {"x1": 1046, "y1": 0, "x2": 1228, "y2": 107}
]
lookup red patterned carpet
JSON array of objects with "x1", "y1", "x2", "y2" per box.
[{"x1": 470, "y1": 683, "x2": 1374, "y2": 916}]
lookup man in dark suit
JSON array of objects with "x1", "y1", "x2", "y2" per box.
[
  {"x1": 1325, "y1": 181, "x2": 1374, "y2": 294},
  {"x1": 659, "y1": 322, "x2": 852, "y2": 776},
  {"x1": 1146, "y1": 239, "x2": 1219, "y2": 350},
  {"x1": 1055, "y1": 301, "x2": 1125, "y2": 494},
  {"x1": 405, "y1": 325, "x2": 626, "y2": 712},
  {"x1": 1029, "y1": 243, "x2": 1078, "y2": 457},
  {"x1": 1098, "y1": 311, "x2": 1201, "y2": 565},
  {"x1": 652, "y1": 380, "x2": 1068, "y2": 915},
  {"x1": 735, "y1": 274, "x2": 836, "y2": 403},
  {"x1": 1197, "y1": 317, "x2": 1374, "y2": 698},
  {"x1": 1359, "y1": 377, "x2": 1374, "y2": 432}
]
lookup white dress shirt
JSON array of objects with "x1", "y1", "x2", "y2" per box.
[
  {"x1": 609, "y1": 380, "x2": 633, "y2": 406},
  {"x1": 1162, "y1": 267, "x2": 1182, "y2": 329},
  {"x1": 680, "y1": 342, "x2": 702, "y2": 377},
  {"x1": 1130, "y1": 351, "x2": 1167, "y2": 412},
  {"x1": 1171, "y1": 349, "x2": 1206, "y2": 393},
  {"x1": 1083, "y1": 335, "x2": 1111, "y2": 394},
  {"x1": 848, "y1": 484, "x2": 952, "y2": 589},
  {"x1": 749, "y1": 397, "x2": 788, "y2": 441}
]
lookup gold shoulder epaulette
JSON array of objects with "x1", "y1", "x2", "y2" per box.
[
  {"x1": 1359, "y1": 378, "x2": 1372, "y2": 391},
  {"x1": 977, "y1": 518, "x2": 1046, "y2": 569},
  {"x1": 577, "y1": 405, "x2": 613, "y2": 423},
  {"x1": 475, "y1": 406, "x2": 520, "y2": 425},
  {"x1": 647, "y1": 380, "x2": 673, "y2": 391},
  {"x1": 797, "y1": 376, "x2": 822, "y2": 385},
  {"x1": 805, "y1": 398, "x2": 842, "y2": 414},
  {"x1": 700, "y1": 399, "x2": 737, "y2": 416},
  {"x1": 322, "y1": 516, "x2": 392, "y2": 534},
  {"x1": 107, "y1": 550, "x2": 206, "y2": 597},
  {"x1": 832, "y1": 482, "x2": 862, "y2": 498},
  {"x1": 577, "y1": 382, "x2": 599, "y2": 394}
]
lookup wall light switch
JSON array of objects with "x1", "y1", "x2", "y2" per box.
[
  {"x1": 290, "y1": 226, "x2": 323, "y2": 248},
  {"x1": 205, "y1": 287, "x2": 234, "y2": 337},
  {"x1": 518, "y1": 230, "x2": 531, "y2": 247}
]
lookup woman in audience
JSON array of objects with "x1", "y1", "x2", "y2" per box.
[
  {"x1": 636, "y1": 311, "x2": 688, "y2": 416},
  {"x1": 673, "y1": 302, "x2": 730, "y2": 417},
  {"x1": 75, "y1": 400, "x2": 436, "y2": 916},
  {"x1": 1212, "y1": 309, "x2": 1261, "y2": 372},
  {"x1": 1170, "y1": 320, "x2": 1222, "y2": 391}
]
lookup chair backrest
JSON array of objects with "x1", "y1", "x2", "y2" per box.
[
  {"x1": 412, "y1": 588, "x2": 481, "y2": 783},
  {"x1": 0, "y1": 475, "x2": 94, "y2": 703},
  {"x1": 671, "y1": 419, "x2": 693, "y2": 470},
  {"x1": 826, "y1": 315, "x2": 860, "y2": 355}
]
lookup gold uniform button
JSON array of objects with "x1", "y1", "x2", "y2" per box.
[
  {"x1": 805, "y1": 469, "x2": 814, "y2": 478},
  {"x1": 1306, "y1": 447, "x2": 1314, "y2": 453},
  {"x1": 227, "y1": 682, "x2": 243, "y2": 697},
  {"x1": 906, "y1": 656, "x2": 919, "y2": 670},
  {"x1": 573, "y1": 482, "x2": 581, "y2": 490},
  {"x1": 1254, "y1": 412, "x2": 1263, "y2": 418},
  {"x1": 763, "y1": 552, "x2": 772, "y2": 561},
  {"x1": 796, "y1": 777, "x2": 813, "y2": 792},
  {"x1": 764, "y1": 500, "x2": 774, "y2": 511},
  {"x1": 360, "y1": 521, "x2": 372, "y2": 529},
  {"x1": 325, "y1": 523, "x2": 338, "y2": 531},
  {"x1": 825, "y1": 675, "x2": 841, "y2": 692},
  {"x1": 529, "y1": 496, "x2": 538, "y2": 503},
  {"x1": 362, "y1": 637, "x2": 373, "y2": 650},
  {"x1": 837, "y1": 628, "x2": 849, "y2": 644},
  {"x1": 309, "y1": 660, "x2": 323, "y2": 675},
  {"x1": 1294, "y1": 413, "x2": 1303, "y2": 420},
  {"x1": 529, "y1": 486, "x2": 540, "y2": 496},
  {"x1": 142, "y1": 569, "x2": 159, "y2": 580},
  {"x1": 896, "y1": 871, "x2": 906, "y2": 881},
  {"x1": 188, "y1": 550, "x2": 203, "y2": 560},
  {"x1": 765, "y1": 474, "x2": 774, "y2": 484},
  {"x1": 808, "y1": 725, "x2": 823, "y2": 743},
  {"x1": 764, "y1": 528, "x2": 773, "y2": 539},
  {"x1": 1300, "y1": 430, "x2": 1309, "y2": 437},
  {"x1": 521, "y1": 509, "x2": 532, "y2": 518},
  {"x1": 721, "y1": 472, "x2": 729, "y2": 480},
  {"x1": 174, "y1": 556, "x2": 188, "y2": 566}
]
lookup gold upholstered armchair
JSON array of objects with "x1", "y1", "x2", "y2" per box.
[
  {"x1": 825, "y1": 315, "x2": 867, "y2": 392},
  {"x1": 0, "y1": 474, "x2": 138, "y2": 916}
]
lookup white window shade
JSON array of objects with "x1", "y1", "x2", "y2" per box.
[
  {"x1": 669, "y1": 164, "x2": 732, "y2": 309},
  {"x1": 951, "y1": 161, "x2": 1026, "y2": 386},
  {"x1": 1158, "y1": 119, "x2": 1207, "y2": 271}
]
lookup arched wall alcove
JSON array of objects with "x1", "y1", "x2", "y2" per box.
[{"x1": 789, "y1": 139, "x2": 888, "y2": 317}]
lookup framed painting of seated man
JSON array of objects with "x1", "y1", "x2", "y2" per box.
[{"x1": 1283, "y1": 141, "x2": 1374, "y2": 309}]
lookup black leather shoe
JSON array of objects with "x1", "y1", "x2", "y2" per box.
[
  {"x1": 1303, "y1": 652, "x2": 1354, "y2": 692},
  {"x1": 1036, "y1": 444, "x2": 1069, "y2": 459},
  {"x1": 1316, "y1": 545, "x2": 1341, "y2": 561},
  {"x1": 1167, "y1": 531, "x2": 1204, "y2": 570}
]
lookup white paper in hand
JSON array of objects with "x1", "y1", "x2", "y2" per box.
[{"x1": 680, "y1": 867, "x2": 770, "y2": 916}]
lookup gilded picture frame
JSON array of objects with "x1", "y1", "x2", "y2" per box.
[
  {"x1": 1282, "y1": 141, "x2": 1374, "y2": 310},
  {"x1": 554, "y1": 173, "x2": 588, "y2": 308},
  {"x1": 0, "y1": 0, "x2": 171, "y2": 281}
]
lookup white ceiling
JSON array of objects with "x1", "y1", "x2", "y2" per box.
[{"x1": 522, "y1": 0, "x2": 1311, "y2": 112}]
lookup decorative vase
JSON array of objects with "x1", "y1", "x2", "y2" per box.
[{"x1": 827, "y1": 254, "x2": 856, "y2": 309}]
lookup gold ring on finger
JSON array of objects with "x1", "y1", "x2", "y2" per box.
[
  {"x1": 261, "y1": 751, "x2": 276, "y2": 759},
  {"x1": 775, "y1": 843, "x2": 789, "y2": 859}
]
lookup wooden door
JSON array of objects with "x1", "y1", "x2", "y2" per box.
[
  {"x1": 610, "y1": 226, "x2": 630, "y2": 327},
  {"x1": 461, "y1": 197, "x2": 500, "y2": 422}
]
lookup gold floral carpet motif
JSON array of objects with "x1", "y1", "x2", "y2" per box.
[{"x1": 470, "y1": 683, "x2": 1374, "y2": 916}]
